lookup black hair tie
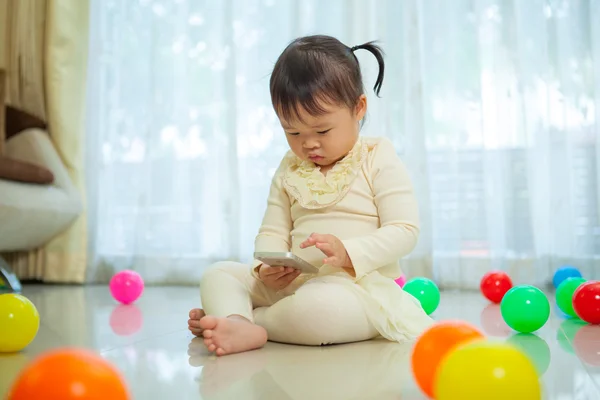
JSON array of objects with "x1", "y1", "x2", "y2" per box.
[{"x1": 350, "y1": 45, "x2": 359, "y2": 52}]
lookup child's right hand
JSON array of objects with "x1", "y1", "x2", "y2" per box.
[{"x1": 258, "y1": 264, "x2": 301, "y2": 290}]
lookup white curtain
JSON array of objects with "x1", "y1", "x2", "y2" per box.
[{"x1": 86, "y1": 0, "x2": 600, "y2": 288}]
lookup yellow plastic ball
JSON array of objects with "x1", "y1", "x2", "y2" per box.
[
  {"x1": 434, "y1": 339, "x2": 541, "y2": 400},
  {"x1": 0, "y1": 294, "x2": 40, "y2": 352}
]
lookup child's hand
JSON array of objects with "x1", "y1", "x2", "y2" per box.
[
  {"x1": 300, "y1": 233, "x2": 354, "y2": 271},
  {"x1": 258, "y1": 264, "x2": 301, "y2": 290}
]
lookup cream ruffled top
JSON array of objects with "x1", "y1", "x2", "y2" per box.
[{"x1": 252, "y1": 136, "x2": 420, "y2": 282}]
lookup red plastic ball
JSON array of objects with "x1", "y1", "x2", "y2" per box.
[
  {"x1": 480, "y1": 271, "x2": 513, "y2": 303},
  {"x1": 573, "y1": 281, "x2": 600, "y2": 324}
]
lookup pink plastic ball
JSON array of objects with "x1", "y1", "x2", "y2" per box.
[
  {"x1": 395, "y1": 274, "x2": 407, "y2": 288},
  {"x1": 109, "y1": 270, "x2": 144, "y2": 304}
]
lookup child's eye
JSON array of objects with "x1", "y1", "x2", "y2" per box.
[
  {"x1": 286, "y1": 132, "x2": 300, "y2": 136},
  {"x1": 317, "y1": 129, "x2": 331, "y2": 135}
]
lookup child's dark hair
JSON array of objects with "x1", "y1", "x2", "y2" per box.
[{"x1": 270, "y1": 35, "x2": 385, "y2": 122}]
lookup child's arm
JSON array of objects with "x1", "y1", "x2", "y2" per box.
[
  {"x1": 341, "y1": 138, "x2": 420, "y2": 279},
  {"x1": 251, "y1": 160, "x2": 293, "y2": 274}
]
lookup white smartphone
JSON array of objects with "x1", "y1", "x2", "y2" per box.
[{"x1": 253, "y1": 252, "x2": 320, "y2": 274}]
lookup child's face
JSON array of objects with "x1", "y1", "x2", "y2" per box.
[{"x1": 279, "y1": 95, "x2": 367, "y2": 167}]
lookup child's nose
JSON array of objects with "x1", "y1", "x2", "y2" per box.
[{"x1": 303, "y1": 139, "x2": 320, "y2": 149}]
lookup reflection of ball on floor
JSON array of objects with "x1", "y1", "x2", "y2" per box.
[
  {"x1": 552, "y1": 266, "x2": 582, "y2": 289},
  {"x1": 574, "y1": 325, "x2": 600, "y2": 366},
  {"x1": 480, "y1": 271, "x2": 513, "y2": 304},
  {"x1": 0, "y1": 294, "x2": 39, "y2": 353},
  {"x1": 403, "y1": 277, "x2": 440, "y2": 315},
  {"x1": 110, "y1": 270, "x2": 144, "y2": 304},
  {"x1": 479, "y1": 304, "x2": 512, "y2": 338},
  {"x1": 506, "y1": 333, "x2": 551, "y2": 375},
  {"x1": 110, "y1": 304, "x2": 143, "y2": 336},
  {"x1": 412, "y1": 321, "x2": 483, "y2": 398},
  {"x1": 556, "y1": 318, "x2": 586, "y2": 354},
  {"x1": 7, "y1": 348, "x2": 129, "y2": 400},
  {"x1": 434, "y1": 340, "x2": 540, "y2": 399},
  {"x1": 501, "y1": 285, "x2": 549, "y2": 333}
]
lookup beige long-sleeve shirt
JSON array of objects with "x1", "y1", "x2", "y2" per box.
[{"x1": 253, "y1": 136, "x2": 419, "y2": 280}]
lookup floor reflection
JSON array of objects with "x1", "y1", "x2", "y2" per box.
[
  {"x1": 1, "y1": 286, "x2": 599, "y2": 400},
  {"x1": 556, "y1": 318, "x2": 587, "y2": 355},
  {"x1": 188, "y1": 339, "x2": 415, "y2": 400},
  {"x1": 479, "y1": 303, "x2": 512, "y2": 337},
  {"x1": 110, "y1": 305, "x2": 143, "y2": 336},
  {"x1": 573, "y1": 325, "x2": 600, "y2": 367},
  {"x1": 506, "y1": 333, "x2": 551, "y2": 375}
]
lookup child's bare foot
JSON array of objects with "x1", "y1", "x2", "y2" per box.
[
  {"x1": 188, "y1": 308, "x2": 206, "y2": 337},
  {"x1": 200, "y1": 315, "x2": 268, "y2": 356}
]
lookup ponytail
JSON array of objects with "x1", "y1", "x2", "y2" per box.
[
  {"x1": 351, "y1": 41, "x2": 385, "y2": 97},
  {"x1": 270, "y1": 35, "x2": 385, "y2": 122}
]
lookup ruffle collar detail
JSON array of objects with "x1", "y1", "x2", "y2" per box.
[{"x1": 282, "y1": 138, "x2": 368, "y2": 209}]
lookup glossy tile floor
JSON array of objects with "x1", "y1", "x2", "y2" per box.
[{"x1": 1, "y1": 285, "x2": 599, "y2": 399}]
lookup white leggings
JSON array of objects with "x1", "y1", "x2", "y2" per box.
[{"x1": 200, "y1": 261, "x2": 379, "y2": 346}]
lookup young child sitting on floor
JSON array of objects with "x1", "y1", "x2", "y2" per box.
[{"x1": 188, "y1": 34, "x2": 434, "y2": 356}]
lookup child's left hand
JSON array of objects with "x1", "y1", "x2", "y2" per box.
[{"x1": 300, "y1": 233, "x2": 354, "y2": 271}]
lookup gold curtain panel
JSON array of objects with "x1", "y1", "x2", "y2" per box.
[{"x1": 0, "y1": 0, "x2": 47, "y2": 122}]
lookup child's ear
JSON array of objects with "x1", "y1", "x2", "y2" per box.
[{"x1": 355, "y1": 94, "x2": 367, "y2": 121}]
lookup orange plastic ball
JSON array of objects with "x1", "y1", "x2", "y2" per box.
[
  {"x1": 411, "y1": 320, "x2": 484, "y2": 398},
  {"x1": 7, "y1": 348, "x2": 130, "y2": 400}
]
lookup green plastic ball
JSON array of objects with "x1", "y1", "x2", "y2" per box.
[
  {"x1": 500, "y1": 285, "x2": 550, "y2": 333},
  {"x1": 556, "y1": 277, "x2": 587, "y2": 318},
  {"x1": 403, "y1": 277, "x2": 440, "y2": 315}
]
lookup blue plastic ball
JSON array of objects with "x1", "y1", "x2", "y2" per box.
[{"x1": 552, "y1": 266, "x2": 582, "y2": 289}]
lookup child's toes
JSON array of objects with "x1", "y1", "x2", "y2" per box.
[
  {"x1": 204, "y1": 338, "x2": 213, "y2": 348},
  {"x1": 189, "y1": 308, "x2": 205, "y2": 320},
  {"x1": 208, "y1": 343, "x2": 217, "y2": 352},
  {"x1": 189, "y1": 327, "x2": 203, "y2": 337},
  {"x1": 199, "y1": 315, "x2": 218, "y2": 330},
  {"x1": 189, "y1": 318, "x2": 204, "y2": 329},
  {"x1": 202, "y1": 329, "x2": 214, "y2": 339}
]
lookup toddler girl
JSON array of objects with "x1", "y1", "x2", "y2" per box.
[{"x1": 188, "y1": 35, "x2": 433, "y2": 356}]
